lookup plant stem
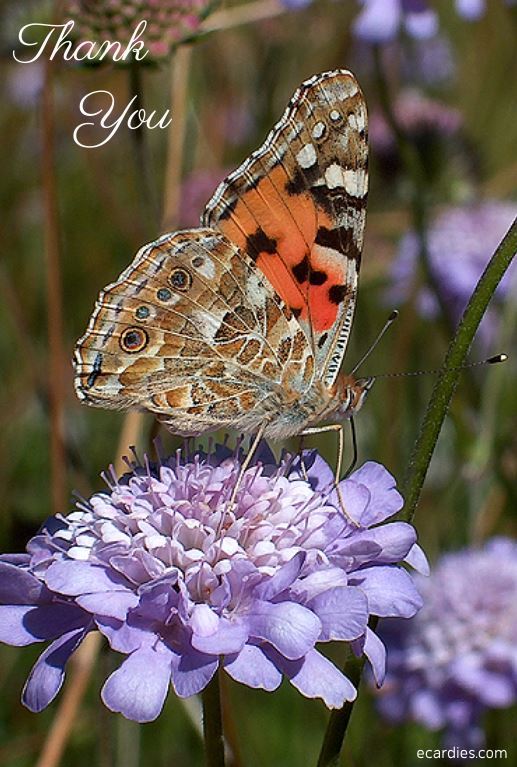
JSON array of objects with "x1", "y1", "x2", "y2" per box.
[
  {"x1": 316, "y1": 655, "x2": 364, "y2": 767},
  {"x1": 202, "y1": 671, "x2": 226, "y2": 767},
  {"x1": 401, "y1": 216, "x2": 517, "y2": 521},
  {"x1": 162, "y1": 44, "x2": 192, "y2": 232},
  {"x1": 42, "y1": 52, "x2": 67, "y2": 518},
  {"x1": 128, "y1": 60, "x2": 160, "y2": 229}
]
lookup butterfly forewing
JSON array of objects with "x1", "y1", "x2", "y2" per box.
[{"x1": 203, "y1": 69, "x2": 368, "y2": 387}]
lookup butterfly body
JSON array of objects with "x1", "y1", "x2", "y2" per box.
[{"x1": 74, "y1": 70, "x2": 371, "y2": 442}]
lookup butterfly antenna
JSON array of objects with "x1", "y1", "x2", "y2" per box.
[
  {"x1": 373, "y1": 353, "x2": 508, "y2": 379},
  {"x1": 350, "y1": 310, "x2": 399, "y2": 376}
]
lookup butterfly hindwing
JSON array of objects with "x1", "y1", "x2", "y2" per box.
[
  {"x1": 74, "y1": 229, "x2": 314, "y2": 435},
  {"x1": 203, "y1": 69, "x2": 368, "y2": 387}
]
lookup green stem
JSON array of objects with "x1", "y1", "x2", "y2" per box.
[
  {"x1": 202, "y1": 671, "x2": 226, "y2": 767},
  {"x1": 128, "y1": 60, "x2": 159, "y2": 229},
  {"x1": 401, "y1": 216, "x2": 517, "y2": 521},
  {"x1": 316, "y1": 655, "x2": 364, "y2": 767}
]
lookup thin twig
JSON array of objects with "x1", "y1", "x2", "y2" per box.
[
  {"x1": 162, "y1": 44, "x2": 193, "y2": 232},
  {"x1": 42, "y1": 51, "x2": 67, "y2": 517},
  {"x1": 202, "y1": 0, "x2": 285, "y2": 33},
  {"x1": 128, "y1": 61, "x2": 160, "y2": 227}
]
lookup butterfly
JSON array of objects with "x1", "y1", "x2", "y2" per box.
[{"x1": 74, "y1": 69, "x2": 371, "y2": 469}]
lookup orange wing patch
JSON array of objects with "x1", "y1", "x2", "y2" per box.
[{"x1": 203, "y1": 69, "x2": 368, "y2": 385}]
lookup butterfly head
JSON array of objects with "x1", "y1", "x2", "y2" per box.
[{"x1": 331, "y1": 374, "x2": 375, "y2": 419}]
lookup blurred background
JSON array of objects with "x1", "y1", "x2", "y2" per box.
[{"x1": 0, "y1": 0, "x2": 516, "y2": 765}]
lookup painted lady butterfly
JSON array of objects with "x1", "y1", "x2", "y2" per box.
[{"x1": 74, "y1": 70, "x2": 371, "y2": 462}]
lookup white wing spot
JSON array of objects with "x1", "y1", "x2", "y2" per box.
[
  {"x1": 343, "y1": 168, "x2": 367, "y2": 197},
  {"x1": 312, "y1": 121, "x2": 326, "y2": 140},
  {"x1": 325, "y1": 163, "x2": 348, "y2": 189},
  {"x1": 329, "y1": 109, "x2": 341, "y2": 122},
  {"x1": 296, "y1": 143, "x2": 317, "y2": 169}
]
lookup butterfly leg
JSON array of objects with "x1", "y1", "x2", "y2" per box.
[
  {"x1": 299, "y1": 424, "x2": 360, "y2": 527},
  {"x1": 228, "y1": 423, "x2": 268, "y2": 507},
  {"x1": 343, "y1": 417, "x2": 358, "y2": 478}
]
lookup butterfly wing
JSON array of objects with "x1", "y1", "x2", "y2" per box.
[
  {"x1": 74, "y1": 229, "x2": 314, "y2": 436},
  {"x1": 203, "y1": 69, "x2": 368, "y2": 388}
]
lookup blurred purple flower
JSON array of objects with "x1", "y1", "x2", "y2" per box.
[
  {"x1": 455, "y1": 0, "x2": 486, "y2": 19},
  {"x1": 376, "y1": 539, "x2": 517, "y2": 749},
  {"x1": 352, "y1": 0, "x2": 514, "y2": 42},
  {"x1": 388, "y1": 201, "x2": 517, "y2": 346},
  {"x1": 69, "y1": 0, "x2": 216, "y2": 61},
  {"x1": 0, "y1": 445, "x2": 426, "y2": 722},
  {"x1": 352, "y1": 0, "x2": 438, "y2": 43}
]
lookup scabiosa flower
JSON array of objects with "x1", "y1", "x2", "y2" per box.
[
  {"x1": 69, "y1": 0, "x2": 217, "y2": 62},
  {"x1": 388, "y1": 201, "x2": 517, "y2": 346},
  {"x1": 0, "y1": 445, "x2": 426, "y2": 722},
  {"x1": 376, "y1": 539, "x2": 517, "y2": 749}
]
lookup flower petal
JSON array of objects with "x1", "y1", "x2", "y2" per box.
[
  {"x1": 0, "y1": 562, "x2": 45, "y2": 604},
  {"x1": 76, "y1": 591, "x2": 139, "y2": 620},
  {"x1": 170, "y1": 647, "x2": 218, "y2": 698},
  {"x1": 45, "y1": 561, "x2": 131, "y2": 596},
  {"x1": 247, "y1": 600, "x2": 321, "y2": 659},
  {"x1": 102, "y1": 647, "x2": 172, "y2": 722},
  {"x1": 224, "y1": 644, "x2": 282, "y2": 691},
  {"x1": 22, "y1": 628, "x2": 88, "y2": 712},
  {"x1": 352, "y1": 565, "x2": 423, "y2": 617},
  {"x1": 404, "y1": 543, "x2": 430, "y2": 575},
  {"x1": 309, "y1": 587, "x2": 368, "y2": 641},
  {"x1": 191, "y1": 618, "x2": 247, "y2": 655},
  {"x1": 363, "y1": 627, "x2": 386, "y2": 686},
  {"x1": 254, "y1": 552, "x2": 305, "y2": 600},
  {"x1": 0, "y1": 603, "x2": 91, "y2": 645},
  {"x1": 280, "y1": 648, "x2": 357, "y2": 707},
  {"x1": 347, "y1": 462, "x2": 404, "y2": 525}
]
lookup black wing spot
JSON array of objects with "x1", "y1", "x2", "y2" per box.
[
  {"x1": 328, "y1": 284, "x2": 348, "y2": 305},
  {"x1": 316, "y1": 226, "x2": 347, "y2": 252},
  {"x1": 309, "y1": 270, "x2": 327, "y2": 286},
  {"x1": 292, "y1": 255, "x2": 309, "y2": 283},
  {"x1": 291, "y1": 306, "x2": 302, "y2": 319},
  {"x1": 317, "y1": 332, "x2": 328, "y2": 349},
  {"x1": 245, "y1": 227, "x2": 278, "y2": 260}
]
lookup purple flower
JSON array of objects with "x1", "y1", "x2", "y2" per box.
[
  {"x1": 388, "y1": 201, "x2": 517, "y2": 347},
  {"x1": 352, "y1": 0, "x2": 515, "y2": 42},
  {"x1": 352, "y1": 0, "x2": 438, "y2": 43},
  {"x1": 376, "y1": 539, "x2": 517, "y2": 749},
  {"x1": 455, "y1": 0, "x2": 486, "y2": 19},
  {"x1": 0, "y1": 445, "x2": 426, "y2": 722}
]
